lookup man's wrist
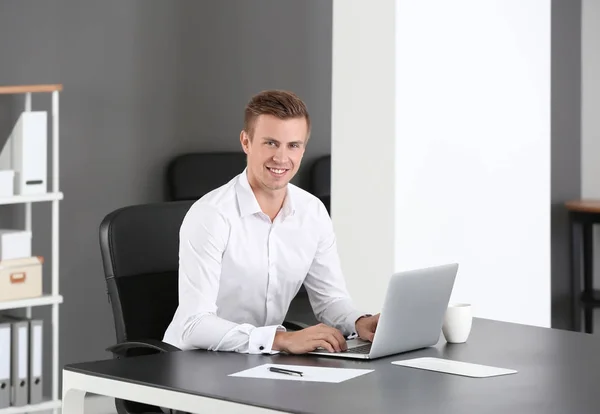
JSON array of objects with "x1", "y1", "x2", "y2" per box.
[
  {"x1": 354, "y1": 313, "x2": 373, "y2": 335},
  {"x1": 272, "y1": 331, "x2": 290, "y2": 352},
  {"x1": 354, "y1": 314, "x2": 372, "y2": 326}
]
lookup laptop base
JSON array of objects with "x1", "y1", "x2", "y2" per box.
[{"x1": 308, "y1": 339, "x2": 373, "y2": 359}]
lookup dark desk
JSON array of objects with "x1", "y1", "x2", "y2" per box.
[{"x1": 63, "y1": 318, "x2": 600, "y2": 414}]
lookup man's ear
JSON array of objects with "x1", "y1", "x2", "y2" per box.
[{"x1": 240, "y1": 130, "x2": 250, "y2": 154}]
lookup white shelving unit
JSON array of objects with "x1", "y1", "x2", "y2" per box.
[
  {"x1": 0, "y1": 400, "x2": 62, "y2": 414},
  {"x1": 0, "y1": 84, "x2": 63, "y2": 414},
  {"x1": 0, "y1": 192, "x2": 63, "y2": 206},
  {"x1": 0, "y1": 295, "x2": 63, "y2": 313}
]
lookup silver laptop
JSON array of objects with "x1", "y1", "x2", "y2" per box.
[{"x1": 308, "y1": 263, "x2": 458, "y2": 360}]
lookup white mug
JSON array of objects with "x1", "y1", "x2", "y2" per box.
[{"x1": 442, "y1": 303, "x2": 472, "y2": 343}]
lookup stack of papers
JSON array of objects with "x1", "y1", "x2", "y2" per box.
[
  {"x1": 229, "y1": 363, "x2": 373, "y2": 383},
  {"x1": 392, "y1": 357, "x2": 517, "y2": 378}
]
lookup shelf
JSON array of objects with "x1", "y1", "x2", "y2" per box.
[
  {"x1": 0, "y1": 84, "x2": 63, "y2": 414},
  {"x1": 0, "y1": 84, "x2": 63, "y2": 95},
  {"x1": 0, "y1": 399, "x2": 61, "y2": 413},
  {"x1": 0, "y1": 192, "x2": 63, "y2": 206},
  {"x1": 0, "y1": 294, "x2": 63, "y2": 311}
]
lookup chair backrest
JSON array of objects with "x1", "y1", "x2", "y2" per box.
[
  {"x1": 310, "y1": 155, "x2": 331, "y2": 214},
  {"x1": 167, "y1": 152, "x2": 247, "y2": 201},
  {"x1": 99, "y1": 200, "x2": 194, "y2": 344}
]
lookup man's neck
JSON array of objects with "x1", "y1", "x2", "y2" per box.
[
  {"x1": 247, "y1": 174, "x2": 287, "y2": 221},
  {"x1": 255, "y1": 190, "x2": 286, "y2": 221}
]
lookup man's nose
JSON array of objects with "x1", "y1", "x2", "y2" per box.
[{"x1": 273, "y1": 146, "x2": 288, "y2": 163}]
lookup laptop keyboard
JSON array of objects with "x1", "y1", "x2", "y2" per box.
[{"x1": 345, "y1": 343, "x2": 372, "y2": 354}]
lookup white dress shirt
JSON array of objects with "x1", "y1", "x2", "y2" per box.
[{"x1": 162, "y1": 169, "x2": 365, "y2": 354}]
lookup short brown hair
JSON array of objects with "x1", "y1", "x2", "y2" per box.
[{"x1": 244, "y1": 90, "x2": 311, "y2": 140}]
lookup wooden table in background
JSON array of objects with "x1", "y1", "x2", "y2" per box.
[{"x1": 565, "y1": 199, "x2": 600, "y2": 333}]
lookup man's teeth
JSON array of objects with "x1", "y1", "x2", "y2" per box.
[{"x1": 269, "y1": 168, "x2": 285, "y2": 174}]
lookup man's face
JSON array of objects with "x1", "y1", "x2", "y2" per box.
[{"x1": 241, "y1": 114, "x2": 308, "y2": 191}]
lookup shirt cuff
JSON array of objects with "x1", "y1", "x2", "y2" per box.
[
  {"x1": 248, "y1": 325, "x2": 286, "y2": 354},
  {"x1": 344, "y1": 310, "x2": 371, "y2": 337}
]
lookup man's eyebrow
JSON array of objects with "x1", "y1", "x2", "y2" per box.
[{"x1": 261, "y1": 137, "x2": 304, "y2": 145}]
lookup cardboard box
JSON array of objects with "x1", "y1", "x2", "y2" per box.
[
  {"x1": 0, "y1": 170, "x2": 14, "y2": 197},
  {"x1": 0, "y1": 256, "x2": 43, "y2": 302},
  {"x1": 0, "y1": 230, "x2": 31, "y2": 261}
]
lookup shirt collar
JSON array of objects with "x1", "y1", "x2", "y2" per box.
[
  {"x1": 236, "y1": 168, "x2": 296, "y2": 219},
  {"x1": 281, "y1": 187, "x2": 296, "y2": 218}
]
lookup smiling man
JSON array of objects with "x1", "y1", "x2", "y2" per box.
[{"x1": 163, "y1": 90, "x2": 379, "y2": 355}]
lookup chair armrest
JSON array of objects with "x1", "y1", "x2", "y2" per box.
[
  {"x1": 283, "y1": 320, "x2": 311, "y2": 331},
  {"x1": 106, "y1": 339, "x2": 180, "y2": 358}
]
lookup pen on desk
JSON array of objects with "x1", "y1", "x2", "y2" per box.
[{"x1": 268, "y1": 367, "x2": 304, "y2": 377}]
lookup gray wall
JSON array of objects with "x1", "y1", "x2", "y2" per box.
[
  {"x1": 0, "y1": 0, "x2": 332, "y2": 396},
  {"x1": 550, "y1": 0, "x2": 582, "y2": 330}
]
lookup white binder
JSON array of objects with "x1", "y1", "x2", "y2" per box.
[
  {"x1": 0, "y1": 111, "x2": 48, "y2": 195},
  {"x1": 0, "y1": 321, "x2": 10, "y2": 408},
  {"x1": 28, "y1": 319, "x2": 43, "y2": 404},
  {"x1": 0, "y1": 315, "x2": 29, "y2": 406}
]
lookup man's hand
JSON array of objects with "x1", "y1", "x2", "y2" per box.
[
  {"x1": 272, "y1": 323, "x2": 348, "y2": 354},
  {"x1": 355, "y1": 314, "x2": 380, "y2": 342}
]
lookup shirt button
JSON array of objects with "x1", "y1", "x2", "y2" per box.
[{"x1": 259, "y1": 346, "x2": 264, "y2": 351}]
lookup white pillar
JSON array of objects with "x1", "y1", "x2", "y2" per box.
[
  {"x1": 332, "y1": 0, "x2": 552, "y2": 327},
  {"x1": 331, "y1": 0, "x2": 397, "y2": 312},
  {"x1": 581, "y1": 0, "x2": 600, "y2": 284}
]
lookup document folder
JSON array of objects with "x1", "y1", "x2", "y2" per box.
[
  {"x1": 0, "y1": 321, "x2": 10, "y2": 408},
  {"x1": 0, "y1": 315, "x2": 29, "y2": 406},
  {"x1": 28, "y1": 319, "x2": 43, "y2": 404}
]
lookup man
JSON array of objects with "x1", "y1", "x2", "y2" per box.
[{"x1": 163, "y1": 90, "x2": 379, "y2": 354}]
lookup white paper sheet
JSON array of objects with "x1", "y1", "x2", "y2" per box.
[
  {"x1": 229, "y1": 363, "x2": 374, "y2": 383},
  {"x1": 392, "y1": 357, "x2": 517, "y2": 378}
]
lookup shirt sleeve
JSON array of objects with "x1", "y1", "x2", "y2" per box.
[
  {"x1": 302, "y1": 200, "x2": 368, "y2": 336},
  {"x1": 166, "y1": 203, "x2": 285, "y2": 353}
]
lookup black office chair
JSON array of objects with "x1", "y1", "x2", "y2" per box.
[
  {"x1": 99, "y1": 200, "x2": 308, "y2": 413},
  {"x1": 99, "y1": 200, "x2": 193, "y2": 414},
  {"x1": 166, "y1": 152, "x2": 247, "y2": 201},
  {"x1": 310, "y1": 155, "x2": 331, "y2": 215}
]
